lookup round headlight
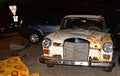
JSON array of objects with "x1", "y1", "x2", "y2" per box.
[
  {"x1": 42, "y1": 38, "x2": 51, "y2": 48},
  {"x1": 103, "y1": 42, "x2": 113, "y2": 53}
]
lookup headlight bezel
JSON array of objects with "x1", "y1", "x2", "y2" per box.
[
  {"x1": 42, "y1": 38, "x2": 51, "y2": 48},
  {"x1": 103, "y1": 42, "x2": 113, "y2": 53}
]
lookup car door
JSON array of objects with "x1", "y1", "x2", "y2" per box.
[{"x1": 36, "y1": 24, "x2": 60, "y2": 35}]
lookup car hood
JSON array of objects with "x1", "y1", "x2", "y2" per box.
[{"x1": 46, "y1": 28, "x2": 112, "y2": 44}]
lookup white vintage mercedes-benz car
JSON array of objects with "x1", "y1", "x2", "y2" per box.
[{"x1": 39, "y1": 15, "x2": 115, "y2": 72}]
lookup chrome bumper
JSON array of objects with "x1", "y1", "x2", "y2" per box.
[{"x1": 39, "y1": 56, "x2": 115, "y2": 68}]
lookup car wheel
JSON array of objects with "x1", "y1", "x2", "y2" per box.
[
  {"x1": 29, "y1": 32, "x2": 41, "y2": 44},
  {"x1": 47, "y1": 64, "x2": 54, "y2": 67},
  {"x1": 102, "y1": 67, "x2": 113, "y2": 72}
]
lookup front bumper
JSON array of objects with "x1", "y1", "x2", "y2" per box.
[{"x1": 40, "y1": 56, "x2": 115, "y2": 68}]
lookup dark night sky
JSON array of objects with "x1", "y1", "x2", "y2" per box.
[{"x1": 0, "y1": 0, "x2": 120, "y2": 24}]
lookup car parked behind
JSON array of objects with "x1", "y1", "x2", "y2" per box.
[
  {"x1": 105, "y1": 13, "x2": 120, "y2": 51},
  {"x1": 18, "y1": 14, "x2": 63, "y2": 44}
]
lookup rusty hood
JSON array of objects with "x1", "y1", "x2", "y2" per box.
[{"x1": 46, "y1": 28, "x2": 112, "y2": 44}]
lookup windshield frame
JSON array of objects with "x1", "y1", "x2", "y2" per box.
[{"x1": 60, "y1": 17, "x2": 108, "y2": 32}]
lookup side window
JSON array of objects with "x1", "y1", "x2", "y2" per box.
[
  {"x1": 38, "y1": 17, "x2": 54, "y2": 25},
  {"x1": 39, "y1": 18, "x2": 48, "y2": 25},
  {"x1": 38, "y1": 15, "x2": 62, "y2": 26}
]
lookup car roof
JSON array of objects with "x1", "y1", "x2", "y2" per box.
[{"x1": 64, "y1": 15, "x2": 104, "y2": 19}]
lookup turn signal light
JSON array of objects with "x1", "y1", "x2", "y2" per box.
[
  {"x1": 43, "y1": 48, "x2": 49, "y2": 54},
  {"x1": 103, "y1": 54, "x2": 110, "y2": 60}
]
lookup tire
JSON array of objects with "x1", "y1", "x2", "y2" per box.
[
  {"x1": 102, "y1": 67, "x2": 113, "y2": 72},
  {"x1": 47, "y1": 64, "x2": 54, "y2": 68},
  {"x1": 29, "y1": 32, "x2": 42, "y2": 44}
]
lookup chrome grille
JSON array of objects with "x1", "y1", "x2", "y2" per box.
[{"x1": 63, "y1": 39, "x2": 89, "y2": 61}]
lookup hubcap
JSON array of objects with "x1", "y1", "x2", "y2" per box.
[{"x1": 30, "y1": 34, "x2": 39, "y2": 43}]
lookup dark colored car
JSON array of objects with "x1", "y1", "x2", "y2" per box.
[
  {"x1": 18, "y1": 14, "x2": 63, "y2": 44},
  {"x1": 112, "y1": 25, "x2": 120, "y2": 51},
  {"x1": 105, "y1": 13, "x2": 120, "y2": 51}
]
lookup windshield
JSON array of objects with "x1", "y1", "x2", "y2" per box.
[{"x1": 64, "y1": 17, "x2": 106, "y2": 32}]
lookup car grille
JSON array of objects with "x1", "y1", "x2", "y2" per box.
[{"x1": 63, "y1": 39, "x2": 89, "y2": 61}]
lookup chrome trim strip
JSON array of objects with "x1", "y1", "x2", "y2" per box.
[{"x1": 39, "y1": 56, "x2": 115, "y2": 67}]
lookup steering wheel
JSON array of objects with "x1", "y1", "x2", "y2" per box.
[{"x1": 88, "y1": 26, "x2": 100, "y2": 31}]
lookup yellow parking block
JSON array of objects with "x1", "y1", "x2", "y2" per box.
[
  {"x1": 31, "y1": 73, "x2": 40, "y2": 76},
  {"x1": 0, "y1": 56, "x2": 29, "y2": 76}
]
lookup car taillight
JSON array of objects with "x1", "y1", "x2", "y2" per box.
[{"x1": 1, "y1": 28, "x2": 4, "y2": 32}]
